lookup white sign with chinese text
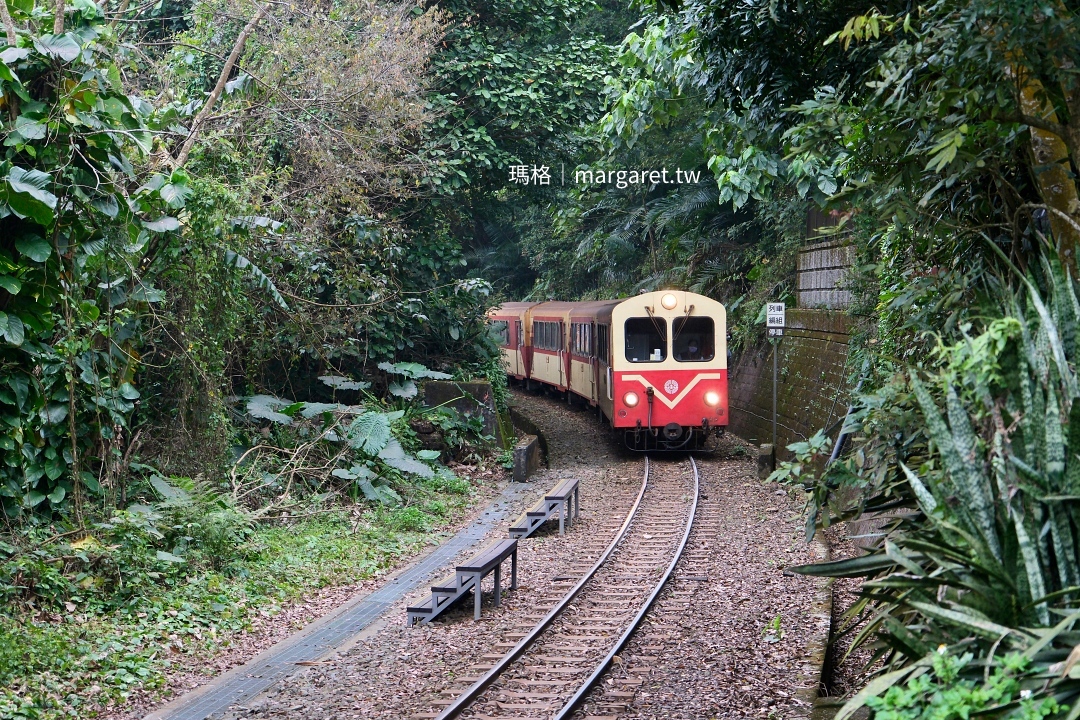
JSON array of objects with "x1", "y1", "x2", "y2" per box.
[{"x1": 767, "y1": 302, "x2": 786, "y2": 328}]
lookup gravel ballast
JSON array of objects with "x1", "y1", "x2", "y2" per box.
[{"x1": 215, "y1": 389, "x2": 829, "y2": 719}]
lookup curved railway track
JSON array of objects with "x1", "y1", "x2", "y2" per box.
[{"x1": 430, "y1": 455, "x2": 701, "y2": 720}]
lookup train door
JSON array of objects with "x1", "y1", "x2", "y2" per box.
[
  {"x1": 596, "y1": 323, "x2": 612, "y2": 420},
  {"x1": 569, "y1": 321, "x2": 596, "y2": 402},
  {"x1": 558, "y1": 321, "x2": 568, "y2": 389},
  {"x1": 515, "y1": 320, "x2": 524, "y2": 377},
  {"x1": 579, "y1": 323, "x2": 595, "y2": 400},
  {"x1": 588, "y1": 322, "x2": 598, "y2": 402}
]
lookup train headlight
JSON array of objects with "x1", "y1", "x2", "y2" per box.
[
  {"x1": 704, "y1": 390, "x2": 721, "y2": 407},
  {"x1": 661, "y1": 293, "x2": 678, "y2": 310},
  {"x1": 623, "y1": 391, "x2": 640, "y2": 408}
]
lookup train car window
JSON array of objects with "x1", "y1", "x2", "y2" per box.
[
  {"x1": 516, "y1": 320, "x2": 523, "y2": 346},
  {"x1": 597, "y1": 324, "x2": 610, "y2": 363},
  {"x1": 489, "y1": 320, "x2": 510, "y2": 347},
  {"x1": 533, "y1": 321, "x2": 562, "y2": 351},
  {"x1": 625, "y1": 318, "x2": 667, "y2": 362},
  {"x1": 673, "y1": 317, "x2": 715, "y2": 361},
  {"x1": 571, "y1": 323, "x2": 593, "y2": 356}
]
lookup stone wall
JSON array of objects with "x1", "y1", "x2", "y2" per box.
[
  {"x1": 797, "y1": 239, "x2": 854, "y2": 310},
  {"x1": 728, "y1": 309, "x2": 851, "y2": 459}
]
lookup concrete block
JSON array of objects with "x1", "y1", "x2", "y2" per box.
[
  {"x1": 513, "y1": 434, "x2": 541, "y2": 483},
  {"x1": 757, "y1": 444, "x2": 775, "y2": 479},
  {"x1": 423, "y1": 381, "x2": 503, "y2": 446}
]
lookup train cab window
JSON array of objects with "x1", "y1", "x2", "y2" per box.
[
  {"x1": 597, "y1": 324, "x2": 610, "y2": 363},
  {"x1": 673, "y1": 317, "x2": 715, "y2": 361},
  {"x1": 489, "y1": 320, "x2": 510, "y2": 347},
  {"x1": 625, "y1": 318, "x2": 667, "y2": 363},
  {"x1": 516, "y1": 320, "x2": 524, "y2": 347}
]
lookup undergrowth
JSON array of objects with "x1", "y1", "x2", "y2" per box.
[{"x1": 0, "y1": 477, "x2": 477, "y2": 720}]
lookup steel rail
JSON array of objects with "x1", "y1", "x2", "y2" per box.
[
  {"x1": 434, "y1": 456, "x2": 653, "y2": 720},
  {"x1": 552, "y1": 456, "x2": 700, "y2": 720}
]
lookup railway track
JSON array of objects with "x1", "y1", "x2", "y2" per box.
[{"x1": 427, "y1": 455, "x2": 700, "y2": 720}]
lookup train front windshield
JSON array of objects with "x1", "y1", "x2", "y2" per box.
[
  {"x1": 625, "y1": 318, "x2": 667, "y2": 362},
  {"x1": 673, "y1": 317, "x2": 715, "y2": 361}
]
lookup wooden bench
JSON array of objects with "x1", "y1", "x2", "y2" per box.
[
  {"x1": 508, "y1": 477, "x2": 580, "y2": 539},
  {"x1": 407, "y1": 538, "x2": 518, "y2": 625}
]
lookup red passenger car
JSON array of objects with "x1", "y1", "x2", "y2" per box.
[{"x1": 490, "y1": 290, "x2": 728, "y2": 450}]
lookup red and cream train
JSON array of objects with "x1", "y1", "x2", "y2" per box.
[{"x1": 489, "y1": 290, "x2": 728, "y2": 450}]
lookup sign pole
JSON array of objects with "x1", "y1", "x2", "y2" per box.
[
  {"x1": 766, "y1": 302, "x2": 786, "y2": 450},
  {"x1": 772, "y1": 339, "x2": 778, "y2": 448}
]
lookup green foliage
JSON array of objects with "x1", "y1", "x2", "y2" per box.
[
  {"x1": 787, "y1": 260, "x2": 1080, "y2": 714},
  {"x1": 0, "y1": 3, "x2": 187, "y2": 518},
  {"x1": 422, "y1": 0, "x2": 617, "y2": 190},
  {"x1": 0, "y1": 496, "x2": 476, "y2": 719},
  {"x1": 862, "y1": 650, "x2": 1061, "y2": 720}
]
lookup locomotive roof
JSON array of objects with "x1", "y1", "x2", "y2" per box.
[
  {"x1": 528, "y1": 299, "x2": 621, "y2": 320},
  {"x1": 490, "y1": 302, "x2": 540, "y2": 315}
]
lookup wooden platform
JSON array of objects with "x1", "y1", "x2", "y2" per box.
[
  {"x1": 407, "y1": 538, "x2": 519, "y2": 625},
  {"x1": 509, "y1": 477, "x2": 579, "y2": 539}
]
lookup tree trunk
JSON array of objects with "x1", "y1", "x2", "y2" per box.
[
  {"x1": 1020, "y1": 77, "x2": 1080, "y2": 275},
  {"x1": 175, "y1": 2, "x2": 272, "y2": 167},
  {"x1": 54, "y1": 0, "x2": 64, "y2": 34},
  {"x1": 111, "y1": 0, "x2": 130, "y2": 27},
  {"x1": 1, "y1": 1, "x2": 17, "y2": 46}
]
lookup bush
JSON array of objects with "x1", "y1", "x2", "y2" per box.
[
  {"x1": 785, "y1": 259, "x2": 1080, "y2": 717},
  {"x1": 388, "y1": 507, "x2": 432, "y2": 533}
]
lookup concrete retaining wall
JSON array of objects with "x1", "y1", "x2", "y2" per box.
[
  {"x1": 798, "y1": 239, "x2": 855, "y2": 310},
  {"x1": 423, "y1": 381, "x2": 507, "y2": 447},
  {"x1": 728, "y1": 309, "x2": 851, "y2": 459}
]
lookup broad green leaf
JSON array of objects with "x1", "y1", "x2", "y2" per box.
[
  {"x1": 900, "y1": 462, "x2": 937, "y2": 514},
  {"x1": 378, "y1": 438, "x2": 434, "y2": 477},
  {"x1": 2, "y1": 314, "x2": 24, "y2": 345},
  {"x1": 143, "y1": 216, "x2": 180, "y2": 232},
  {"x1": 416, "y1": 449, "x2": 441, "y2": 460},
  {"x1": 245, "y1": 395, "x2": 294, "y2": 425},
  {"x1": 91, "y1": 193, "x2": 119, "y2": 218},
  {"x1": 12, "y1": 116, "x2": 45, "y2": 141},
  {"x1": 155, "y1": 550, "x2": 185, "y2": 563},
  {"x1": 348, "y1": 412, "x2": 391, "y2": 454},
  {"x1": 0, "y1": 48, "x2": 29, "y2": 64},
  {"x1": 14, "y1": 234, "x2": 51, "y2": 262},
  {"x1": 792, "y1": 553, "x2": 897, "y2": 577},
  {"x1": 388, "y1": 379, "x2": 418, "y2": 399},
  {"x1": 150, "y1": 475, "x2": 190, "y2": 501},
  {"x1": 159, "y1": 182, "x2": 193, "y2": 209},
  {"x1": 318, "y1": 375, "x2": 370, "y2": 391},
  {"x1": 0, "y1": 275, "x2": 20, "y2": 295},
  {"x1": 297, "y1": 402, "x2": 339, "y2": 418},
  {"x1": 906, "y1": 600, "x2": 1023, "y2": 639},
  {"x1": 6, "y1": 169, "x2": 57, "y2": 225},
  {"x1": 33, "y1": 34, "x2": 82, "y2": 62}
]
